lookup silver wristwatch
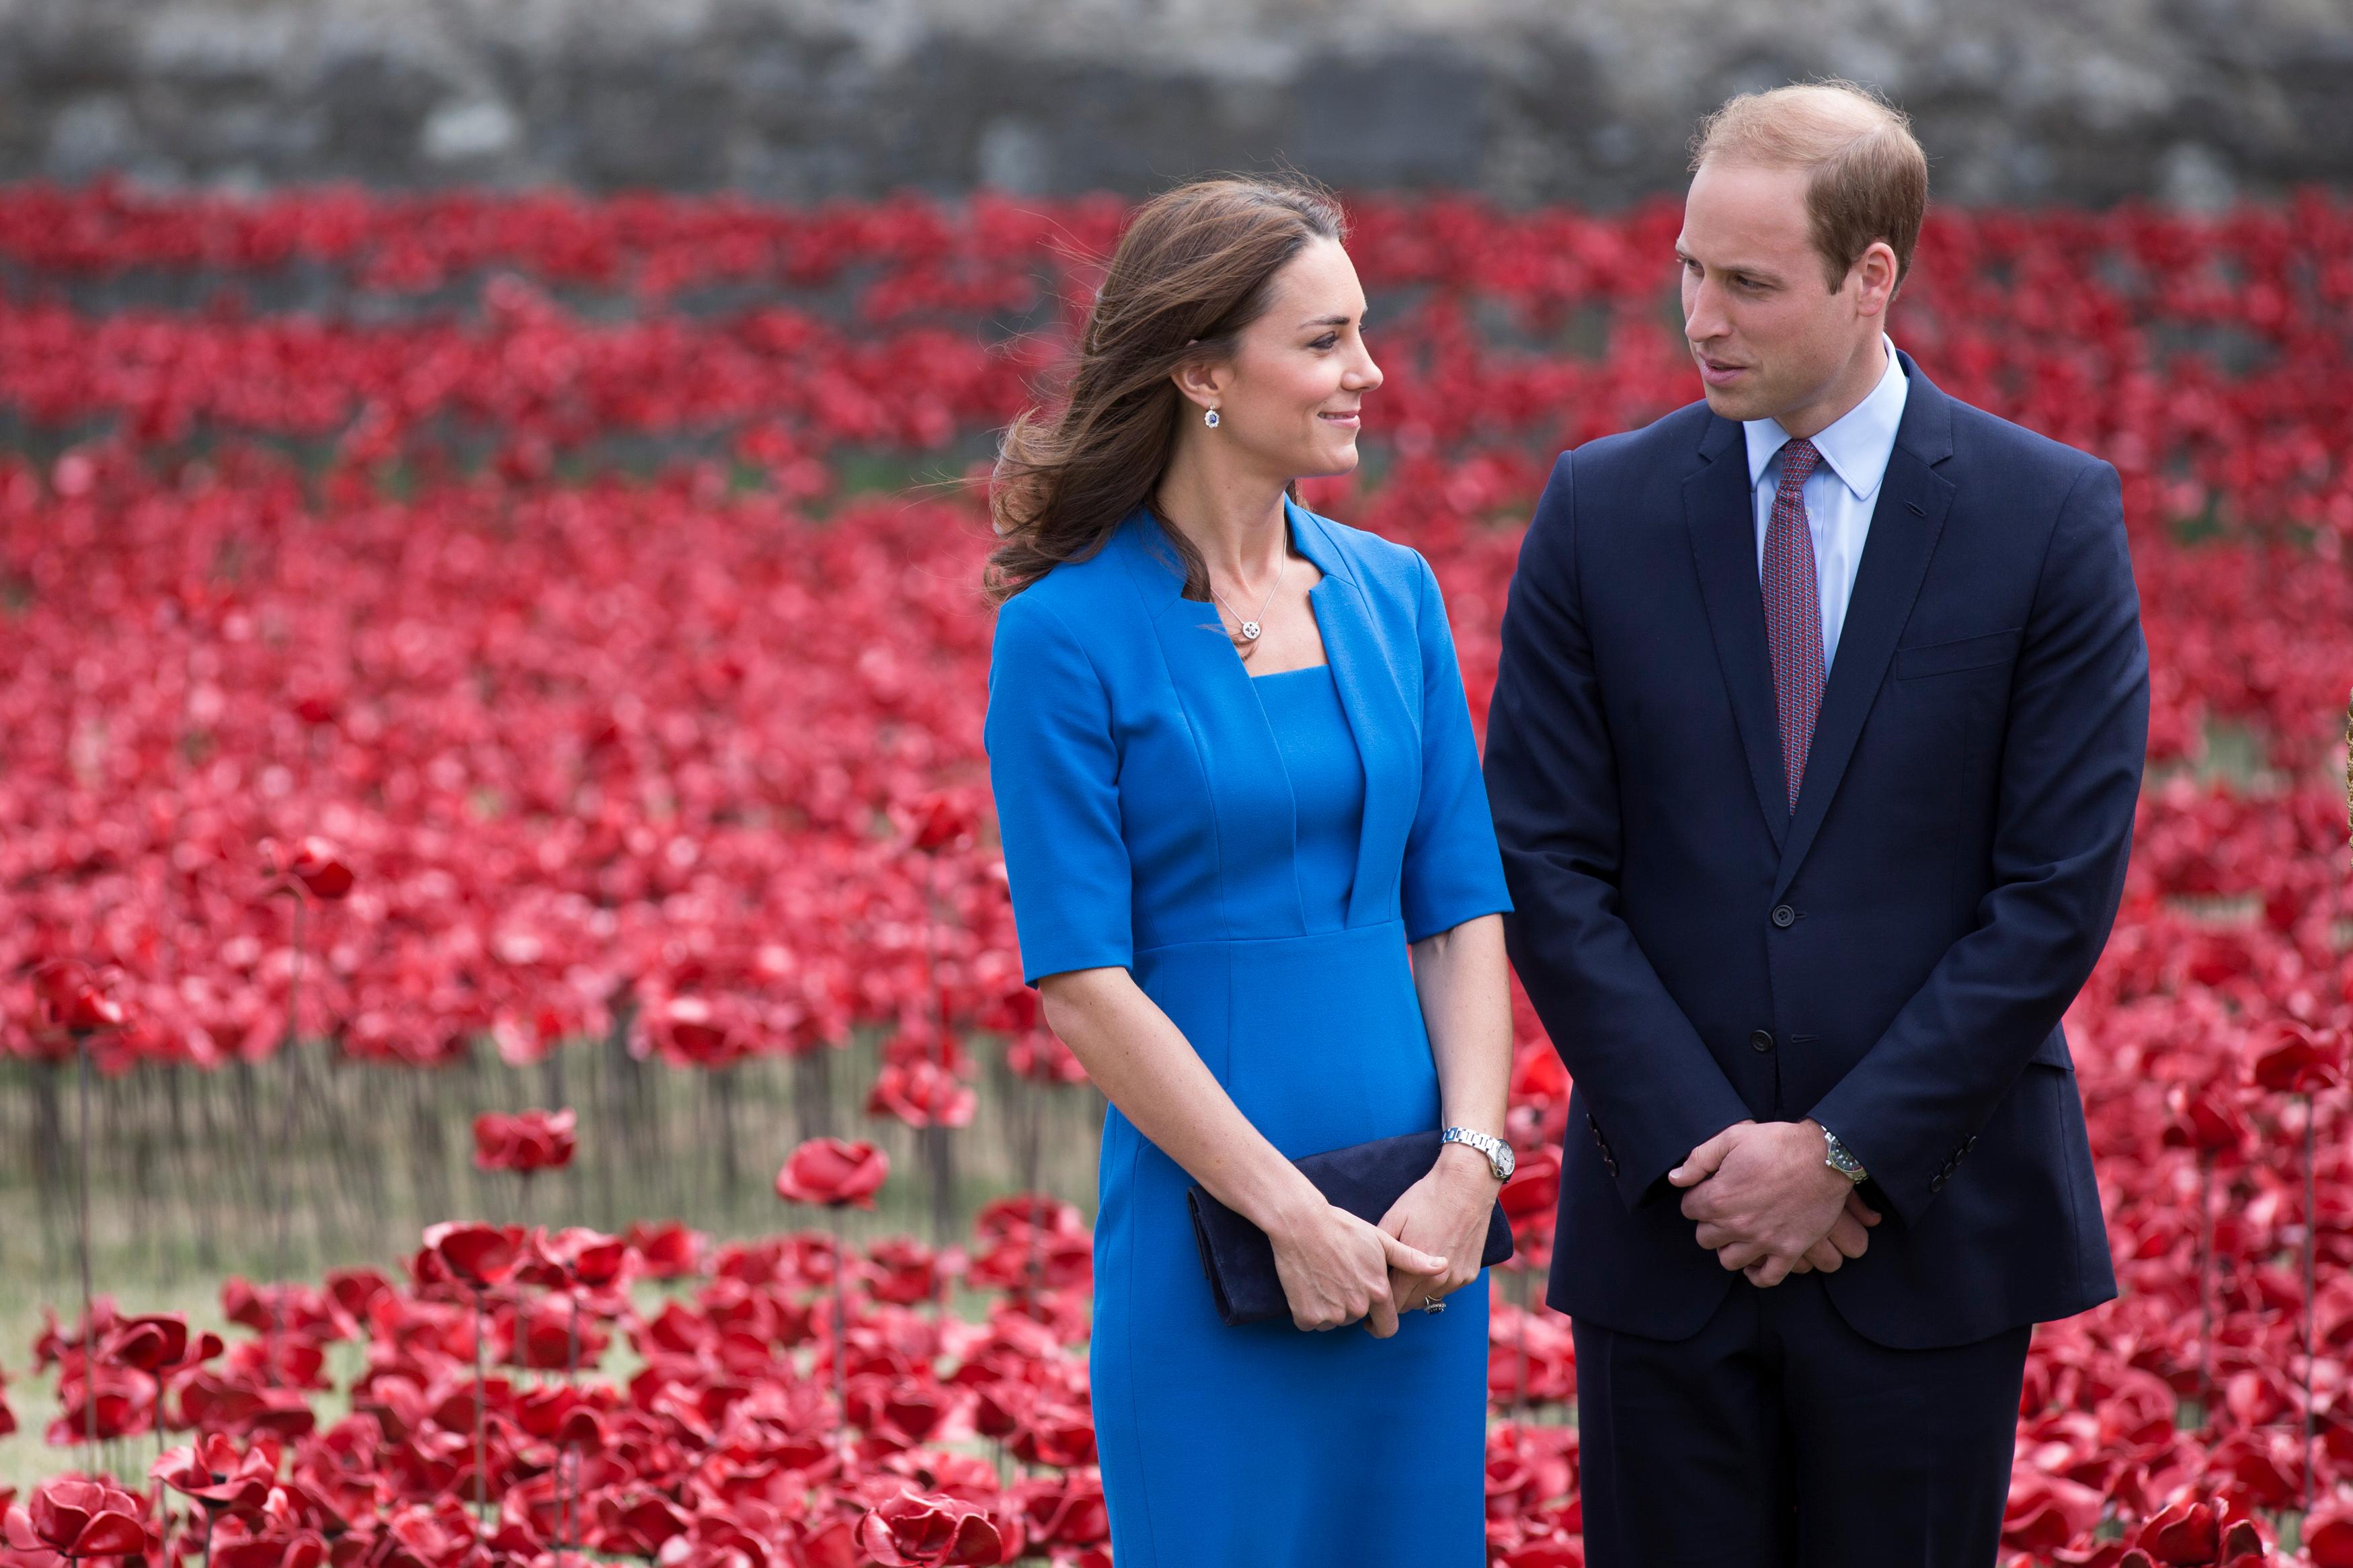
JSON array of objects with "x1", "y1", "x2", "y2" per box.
[
  {"x1": 1440, "y1": 1126, "x2": 1515, "y2": 1182},
  {"x1": 1821, "y1": 1127, "x2": 1869, "y2": 1184}
]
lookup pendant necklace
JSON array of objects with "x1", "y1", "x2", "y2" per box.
[{"x1": 1211, "y1": 554, "x2": 1285, "y2": 644}]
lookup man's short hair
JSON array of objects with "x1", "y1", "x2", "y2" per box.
[{"x1": 1691, "y1": 80, "x2": 1928, "y2": 294}]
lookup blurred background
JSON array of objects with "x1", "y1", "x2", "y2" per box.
[
  {"x1": 2, "y1": 1, "x2": 2350, "y2": 1561},
  {"x1": 5, "y1": 0, "x2": 2350, "y2": 208}
]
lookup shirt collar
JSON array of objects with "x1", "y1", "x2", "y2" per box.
[{"x1": 1743, "y1": 334, "x2": 1910, "y2": 501}]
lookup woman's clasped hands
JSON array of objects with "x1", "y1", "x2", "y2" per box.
[
  {"x1": 1268, "y1": 1149, "x2": 1498, "y2": 1336},
  {"x1": 1269, "y1": 1194, "x2": 1449, "y2": 1338}
]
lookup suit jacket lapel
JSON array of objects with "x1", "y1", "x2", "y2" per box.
[
  {"x1": 1771, "y1": 360, "x2": 1957, "y2": 902},
  {"x1": 1685, "y1": 416, "x2": 1791, "y2": 851}
]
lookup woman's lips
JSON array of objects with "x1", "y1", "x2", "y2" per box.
[{"x1": 1319, "y1": 411, "x2": 1361, "y2": 427}]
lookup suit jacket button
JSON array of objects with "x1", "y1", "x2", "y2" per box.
[
  {"x1": 1771, "y1": 905, "x2": 1796, "y2": 929},
  {"x1": 1749, "y1": 1029, "x2": 1775, "y2": 1053}
]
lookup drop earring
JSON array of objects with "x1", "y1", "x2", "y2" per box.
[{"x1": 1203, "y1": 408, "x2": 1220, "y2": 429}]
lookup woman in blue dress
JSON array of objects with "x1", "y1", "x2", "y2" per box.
[{"x1": 982, "y1": 176, "x2": 1517, "y2": 1565}]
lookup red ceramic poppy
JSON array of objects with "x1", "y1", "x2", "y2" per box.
[
  {"x1": 852, "y1": 1487, "x2": 1012, "y2": 1567},
  {"x1": 472, "y1": 1107, "x2": 578, "y2": 1172},
  {"x1": 151, "y1": 1432, "x2": 279, "y2": 1518},
  {"x1": 3, "y1": 1479, "x2": 155, "y2": 1568},
  {"x1": 775, "y1": 1138, "x2": 890, "y2": 1209},
  {"x1": 285, "y1": 837, "x2": 355, "y2": 901},
  {"x1": 422, "y1": 1221, "x2": 525, "y2": 1289}
]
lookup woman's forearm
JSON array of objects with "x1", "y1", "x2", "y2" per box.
[
  {"x1": 1408, "y1": 913, "x2": 1513, "y2": 1156},
  {"x1": 1039, "y1": 966, "x2": 1326, "y2": 1236}
]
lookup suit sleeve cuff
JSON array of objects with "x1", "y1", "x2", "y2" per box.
[{"x1": 1597, "y1": 1081, "x2": 1754, "y2": 1210}]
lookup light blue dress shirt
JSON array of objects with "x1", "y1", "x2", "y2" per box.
[{"x1": 1743, "y1": 335, "x2": 1910, "y2": 669}]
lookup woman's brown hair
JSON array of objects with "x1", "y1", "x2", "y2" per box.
[{"x1": 984, "y1": 174, "x2": 1347, "y2": 604}]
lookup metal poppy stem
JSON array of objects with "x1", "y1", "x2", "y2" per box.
[
  {"x1": 270, "y1": 892, "x2": 309, "y2": 1391},
  {"x1": 922, "y1": 854, "x2": 955, "y2": 1249},
  {"x1": 831, "y1": 1210, "x2": 852, "y2": 1460},
  {"x1": 75, "y1": 1025, "x2": 98, "y2": 1463},
  {"x1": 2196, "y1": 1152, "x2": 2214, "y2": 1413},
  {"x1": 561, "y1": 1285, "x2": 582, "y2": 1555},
  {"x1": 473, "y1": 1286, "x2": 491, "y2": 1529},
  {"x1": 1513, "y1": 1266, "x2": 1530, "y2": 1419},
  {"x1": 2301, "y1": 1089, "x2": 2315, "y2": 1513}
]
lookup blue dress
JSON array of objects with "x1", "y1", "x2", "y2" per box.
[{"x1": 984, "y1": 499, "x2": 1513, "y2": 1567}]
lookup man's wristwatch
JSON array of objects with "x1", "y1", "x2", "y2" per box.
[
  {"x1": 1440, "y1": 1126, "x2": 1515, "y2": 1182},
  {"x1": 1821, "y1": 1127, "x2": 1869, "y2": 1185}
]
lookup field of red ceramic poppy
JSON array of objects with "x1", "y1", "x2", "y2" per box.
[{"x1": 1, "y1": 182, "x2": 2350, "y2": 1566}]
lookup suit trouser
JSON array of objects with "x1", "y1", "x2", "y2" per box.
[{"x1": 1573, "y1": 1272, "x2": 2031, "y2": 1568}]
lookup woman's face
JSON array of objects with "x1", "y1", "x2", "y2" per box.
[{"x1": 1181, "y1": 237, "x2": 1382, "y2": 480}]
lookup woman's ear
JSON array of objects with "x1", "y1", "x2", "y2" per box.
[{"x1": 1170, "y1": 353, "x2": 1226, "y2": 413}]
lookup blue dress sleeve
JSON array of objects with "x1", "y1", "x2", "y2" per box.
[
  {"x1": 1400, "y1": 551, "x2": 1515, "y2": 942},
  {"x1": 984, "y1": 590, "x2": 1134, "y2": 987}
]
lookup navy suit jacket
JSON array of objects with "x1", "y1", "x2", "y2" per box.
[{"x1": 1484, "y1": 354, "x2": 2147, "y2": 1350}]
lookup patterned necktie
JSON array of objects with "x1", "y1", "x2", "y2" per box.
[{"x1": 1763, "y1": 438, "x2": 1825, "y2": 814}]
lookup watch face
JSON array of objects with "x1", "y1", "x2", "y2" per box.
[{"x1": 1495, "y1": 1145, "x2": 1516, "y2": 1180}]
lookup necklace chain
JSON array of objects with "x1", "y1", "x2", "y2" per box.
[{"x1": 1210, "y1": 554, "x2": 1285, "y2": 643}]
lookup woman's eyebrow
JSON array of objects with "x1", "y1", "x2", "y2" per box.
[{"x1": 1298, "y1": 312, "x2": 1363, "y2": 329}]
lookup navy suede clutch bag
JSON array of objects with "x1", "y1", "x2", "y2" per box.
[{"x1": 1185, "y1": 1129, "x2": 1515, "y2": 1327}]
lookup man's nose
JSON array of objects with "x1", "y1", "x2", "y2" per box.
[{"x1": 1685, "y1": 280, "x2": 1730, "y2": 344}]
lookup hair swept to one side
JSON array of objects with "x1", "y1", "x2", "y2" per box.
[
  {"x1": 1690, "y1": 78, "x2": 1929, "y2": 294},
  {"x1": 983, "y1": 172, "x2": 1347, "y2": 605}
]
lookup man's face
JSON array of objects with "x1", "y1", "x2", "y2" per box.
[{"x1": 1676, "y1": 159, "x2": 1878, "y2": 426}]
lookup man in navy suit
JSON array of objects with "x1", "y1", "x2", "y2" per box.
[{"x1": 1484, "y1": 81, "x2": 2148, "y2": 1564}]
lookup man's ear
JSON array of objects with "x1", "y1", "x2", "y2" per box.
[{"x1": 1854, "y1": 241, "x2": 1900, "y2": 319}]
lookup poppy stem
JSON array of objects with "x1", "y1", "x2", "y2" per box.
[
  {"x1": 2301, "y1": 1089, "x2": 2315, "y2": 1514},
  {"x1": 2197, "y1": 1152, "x2": 2213, "y2": 1415},
  {"x1": 561, "y1": 1285, "x2": 582, "y2": 1554},
  {"x1": 923, "y1": 854, "x2": 956, "y2": 1249},
  {"x1": 76, "y1": 1026, "x2": 98, "y2": 1464},
  {"x1": 1513, "y1": 1266, "x2": 1529, "y2": 1419},
  {"x1": 154, "y1": 1420, "x2": 168, "y2": 1560},
  {"x1": 832, "y1": 1212, "x2": 851, "y2": 1462},
  {"x1": 270, "y1": 893, "x2": 309, "y2": 1391},
  {"x1": 200, "y1": 1510, "x2": 213, "y2": 1568},
  {"x1": 1025, "y1": 1078, "x2": 1047, "y2": 1301},
  {"x1": 473, "y1": 1286, "x2": 491, "y2": 1529}
]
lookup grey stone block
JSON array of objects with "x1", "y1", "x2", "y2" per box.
[{"x1": 0, "y1": 0, "x2": 2342, "y2": 204}]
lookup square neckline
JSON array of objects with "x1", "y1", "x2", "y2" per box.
[{"x1": 1233, "y1": 504, "x2": 1332, "y2": 681}]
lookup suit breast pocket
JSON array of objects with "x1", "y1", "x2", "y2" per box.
[{"x1": 1890, "y1": 627, "x2": 2023, "y2": 680}]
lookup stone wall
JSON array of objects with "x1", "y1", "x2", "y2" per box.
[{"x1": 2, "y1": 0, "x2": 2348, "y2": 207}]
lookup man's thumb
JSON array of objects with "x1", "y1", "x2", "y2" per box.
[{"x1": 1669, "y1": 1130, "x2": 1730, "y2": 1188}]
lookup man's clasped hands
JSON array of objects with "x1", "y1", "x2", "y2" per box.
[{"x1": 1667, "y1": 1119, "x2": 1882, "y2": 1287}]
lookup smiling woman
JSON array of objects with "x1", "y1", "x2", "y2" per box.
[
  {"x1": 982, "y1": 175, "x2": 1517, "y2": 1566},
  {"x1": 984, "y1": 176, "x2": 1360, "y2": 612}
]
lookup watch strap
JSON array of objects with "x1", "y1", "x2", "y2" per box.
[
  {"x1": 1821, "y1": 1127, "x2": 1868, "y2": 1184},
  {"x1": 1441, "y1": 1126, "x2": 1513, "y2": 1182}
]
